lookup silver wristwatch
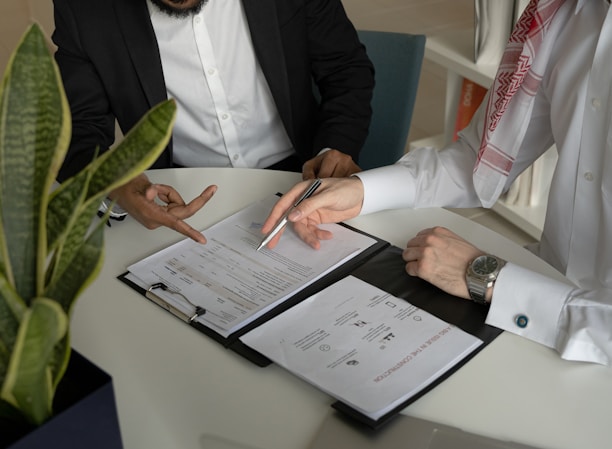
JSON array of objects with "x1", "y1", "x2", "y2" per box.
[{"x1": 466, "y1": 254, "x2": 506, "y2": 305}]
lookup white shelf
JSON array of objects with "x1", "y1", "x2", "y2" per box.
[{"x1": 425, "y1": 29, "x2": 497, "y2": 88}]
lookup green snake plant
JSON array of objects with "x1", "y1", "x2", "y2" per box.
[{"x1": 0, "y1": 24, "x2": 176, "y2": 432}]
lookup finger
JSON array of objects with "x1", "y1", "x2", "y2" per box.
[
  {"x1": 312, "y1": 226, "x2": 333, "y2": 241},
  {"x1": 407, "y1": 227, "x2": 441, "y2": 249},
  {"x1": 166, "y1": 216, "x2": 207, "y2": 244},
  {"x1": 316, "y1": 151, "x2": 360, "y2": 178},
  {"x1": 406, "y1": 233, "x2": 426, "y2": 249},
  {"x1": 302, "y1": 162, "x2": 317, "y2": 180},
  {"x1": 284, "y1": 182, "x2": 337, "y2": 222},
  {"x1": 404, "y1": 260, "x2": 419, "y2": 277},
  {"x1": 293, "y1": 221, "x2": 321, "y2": 250},
  {"x1": 414, "y1": 227, "x2": 435, "y2": 238},
  {"x1": 152, "y1": 183, "x2": 186, "y2": 206},
  {"x1": 144, "y1": 183, "x2": 161, "y2": 202},
  {"x1": 285, "y1": 200, "x2": 330, "y2": 225},
  {"x1": 403, "y1": 247, "x2": 428, "y2": 277},
  {"x1": 402, "y1": 245, "x2": 425, "y2": 271},
  {"x1": 315, "y1": 158, "x2": 338, "y2": 179},
  {"x1": 195, "y1": 184, "x2": 218, "y2": 205},
  {"x1": 402, "y1": 246, "x2": 414, "y2": 262},
  {"x1": 261, "y1": 181, "x2": 312, "y2": 232},
  {"x1": 170, "y1": 185, "x2": 218, "y2": 220},
  {"x1": 263, "y1": 225, "x2": 287, "y2": 250}
]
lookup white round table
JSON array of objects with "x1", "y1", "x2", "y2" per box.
[{"x1": 70, "y1": 168, "x2": 612, "y2": 449}]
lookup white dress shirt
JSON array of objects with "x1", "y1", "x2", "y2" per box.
[
  {"x1": 357, "y1": 0, "x2": 612, "y2": 365},
  {"x1": 147, "y1": 0, "x2": 294, "y2": 168}
]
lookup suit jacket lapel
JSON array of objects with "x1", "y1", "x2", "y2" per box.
[
  {"x1": 113, "y1": 0, "x2": 167, "y2": 108},
  {"x1": 241, "y1": 0, "x2": 294, "y2": 138}
]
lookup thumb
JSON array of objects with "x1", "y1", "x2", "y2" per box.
[{"x1": 145, "y1": 183, "x2": 160, "y2": 201}]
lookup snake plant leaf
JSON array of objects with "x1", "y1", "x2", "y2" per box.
[
  {"x1": 0, "y1": 24, "x2": 71, "y2": 301},
  {"x1": 0, "y1": 273, "x2": 26, "y2": 389},
  {"x1": 85, "y1": 99, "x2": 176, "y2": 200},
  {"x1": 47, "y1": 334, "x2": 70, "y2": 393},
  {"x1": 44, "y1": 208, "x2": 106, "y2": 313},
  {"x1": 46, "y1": 168, "x2": 91, "y2": 252},
  {"x1": 45, "y1": 199, "x2": 100, "y2": 295},
  {"x1": 0, "y1": 298, "x2": 68, "y2": 425}
]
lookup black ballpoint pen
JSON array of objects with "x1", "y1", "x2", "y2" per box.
[{"x1": 256, "y1": 178, "x2": 322, "y2": 251}]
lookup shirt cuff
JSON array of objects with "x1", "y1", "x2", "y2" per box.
[
  {"x1": 355, "y1": 165, "x2": 416, "y2": 215},
  {"x1": 486, "y1": 262, "x2": 572, "y2": 349}
]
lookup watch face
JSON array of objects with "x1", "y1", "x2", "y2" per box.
[{"x1": 471, "y1": 255, "x2": 499, "y2": 276}]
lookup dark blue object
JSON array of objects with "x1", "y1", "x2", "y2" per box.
[
  {"x1": 5, "y1": 350, "x2": 123, "y2": 449},
  {"x1": 515, "y1": 314, "x2": 529, "y2": 328},
  {"x1": 357, "y1": 30, "x2": 426, "y2": 169}
]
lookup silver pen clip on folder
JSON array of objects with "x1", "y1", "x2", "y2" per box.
[{"x1": 146, "y1": 282, "x2": 206, "y2": 323}]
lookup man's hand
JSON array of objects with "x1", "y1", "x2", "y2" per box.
[
  {"x1": 109, "y1": 173, "x2": 217, "y2": 243},
  {"x1": 302, "y1": 149, "x2": 361, "y2": 179},
  {"x1": 402, "y1": 227, "x2": 484, "y2": 299},
  {"x1": 260, "y1": 177, "x2": 364, "y2": 250}
]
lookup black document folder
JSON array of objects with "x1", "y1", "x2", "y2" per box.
[{"x1": 119, "y1": 207, "x2": 501, "y2": 429}]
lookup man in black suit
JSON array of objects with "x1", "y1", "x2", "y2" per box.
[{"x1": 52, "y1": 0, "x2": 374, "y2": 242}]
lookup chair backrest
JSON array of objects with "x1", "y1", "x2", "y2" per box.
[{"x1": 357, "y1": 30, "x2": 426, "y2": 170}]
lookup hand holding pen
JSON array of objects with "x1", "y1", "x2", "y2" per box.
[
  {"x1": 257, "y1": 178, "x2": 322, "y2": 251},
  {"x1": 258, "y1": 177, "x2": 366, "y2": 250}
]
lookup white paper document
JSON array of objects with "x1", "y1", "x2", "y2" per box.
[
  {"x1": 126, "y1": 195, "x2": 377, "y2": 337},
  {"x1": 241, "y1": 276, "x2": 483, "y2": 420}
]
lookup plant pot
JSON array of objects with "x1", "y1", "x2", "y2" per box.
[{"x1": 1, "y1": 350, "x2": 123, "y2": 449}]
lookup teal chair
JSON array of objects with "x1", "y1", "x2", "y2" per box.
[{"x1": 357, "y1": 30, "x2": 426, "y2": 169}]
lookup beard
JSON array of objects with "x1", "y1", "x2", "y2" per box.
[{"x1": 149, "y1": 0, "x2": 209, "y2": 18}]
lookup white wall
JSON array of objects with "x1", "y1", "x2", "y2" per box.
[{"x1": 0, "y1": 0, "x2": 54, "y2": 73}]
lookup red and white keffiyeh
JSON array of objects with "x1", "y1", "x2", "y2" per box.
[{"x1": 474, "y1": 0, "x2": 565, "y2": 207}]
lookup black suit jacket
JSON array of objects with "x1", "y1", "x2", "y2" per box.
[{"x1": 52, "y1": 0, "x2": 374, "y2": 180}]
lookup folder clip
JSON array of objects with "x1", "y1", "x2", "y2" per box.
[{"x1": 146, "y1": 282, "x2": 206, "y2": 323}]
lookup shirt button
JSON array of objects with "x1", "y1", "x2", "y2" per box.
[
  {"x1": 194, "y1": 16, "x2": 202, "y2": 24},
  {"x1": 207, "y1": 68, "x2": 216, "y2": 75},
  {"x1": 591, "y1": 97, "x2": 601, "y2": 110},
  {"x1": 584, "y1": 172, "x2": 594, "y2": 182},
  {"x1": 221, "y1": 113, "x2": 229, "y2": 120},
  {"x1": 233, "y1": 154, "x2": 239, "y2": 161},
  {"x1": 514, "y1": 315, "x2": 529, "y2": 329}
]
